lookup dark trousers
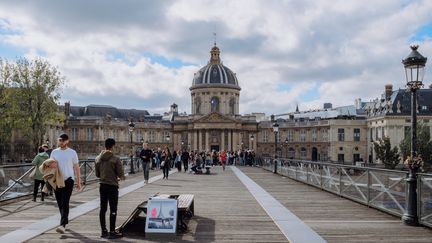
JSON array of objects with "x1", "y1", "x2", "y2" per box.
[
  {"x1": 99, "y1": 183, "x2": 119, "y2": 232},
  {"x1": 162, "y1": 163, "x2": 169, "y2": 178},
  {"x1": 142, "y1": 162, "x2": 150, "y2": 181},
  {"x1": 54, "y1": 178, "x2": 74, "y2": 227},
  {"x1": 183, "y1": 160, "x2": 188, "y2": 171},
  {"x1": 33, "y1": 179, "x2": 45, "y2": 199}
]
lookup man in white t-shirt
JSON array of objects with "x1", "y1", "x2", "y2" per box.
[{"x1": 49, "y1": 133, "x2": 81, "y2": 234}]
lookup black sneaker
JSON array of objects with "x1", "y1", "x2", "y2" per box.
[
  {"x1": 100, "y1": 230, "x2": 108, "y2": 238},
  {"x1": 108, "y1": 231, "x2": 123, "y2": 239}
]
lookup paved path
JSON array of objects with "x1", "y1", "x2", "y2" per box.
[
  {"x1": 240, "y1": 167, "x2": 432, "y2": 243},
  {"x1": 0, "y1": 166, "x2": 431, "y2": 242}
]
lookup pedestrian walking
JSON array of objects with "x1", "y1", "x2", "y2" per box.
[
  {"x1": 95, "y1": 138, "x2": 125, "y2": 239},
  {"x1": 220, "y1": 150, "x2": 227, "y2": 171},
  {"x1": 139, "y1": 143, "x2": 153, "y2": 184},
  {"x1": 49, "y1": 134, "x2": 81, "y2": 234},
  {"x1": 181, "y1": 149, "x2": 189, "y2": 172},
  {"x1": 31, "y1": 146, "x2": 49, "y2": 202},
  {"x1": 161, "y1": 146, "x2": 171, "y2": 179}
]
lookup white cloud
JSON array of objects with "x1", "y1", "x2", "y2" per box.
[{"x1": 1, "y1": 0, "x2": 432, "y2": 115}]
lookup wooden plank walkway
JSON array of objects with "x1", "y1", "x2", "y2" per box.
[
  {"x1": 240, "y1": 167, "x2": 432, "y2": 243},
  {"x1": 24, "y1": 167, "x2": 288, "y2": 242},
  {"x1": 1, "y1": 166, "x2": 432, "y2": 242},
  {"x1": 0, "y1": 169, "x2": 160, "y2": 237}
]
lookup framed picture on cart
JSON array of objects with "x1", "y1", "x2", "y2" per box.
[{"x1": 145, "y1": 198, "x2": 178, "y2": 234}]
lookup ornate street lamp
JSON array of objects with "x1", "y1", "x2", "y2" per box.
[
  {"x1": 402, "y1": 45, "x2": 427, "y2": 226},
  {"x1": 284, "y1": 138, "x2": 289, "y2": 158},
  {"x1": 250, "y1": 134, "x2": 254, "y2": 150},
  {"x1": 140, "y1": 138, "x2": 144, "y2": 144},
  {"x1": 181, "y1": 140, "x2": 185, "y2": 150},
  {"x1": 166, "y1": 133, "x2": 171, "y2": 150},
  {"x1": 271, "y1": 115, "x2": 279, "y2": 173},
  {"x1": 128, "y1": 121, "x2": 135, "y2": 174}
]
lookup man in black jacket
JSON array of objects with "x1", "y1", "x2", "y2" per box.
[
  {"x1": 95, "y1": 138, "x2": 125, "y2": 239},
  {"x1": 181, "y1": 150, "x2": 189, "y2": 172},
  {"x1": 139, "y1": 142, "x2": 153, "y2": 183}
]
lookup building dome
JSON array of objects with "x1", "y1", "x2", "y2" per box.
[{"x1": 191, "y1": 45, "x2": 240, "y2": 90}]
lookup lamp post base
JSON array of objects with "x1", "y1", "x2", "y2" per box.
[
  {"x1": 130, "y1": 156, "x2": 135, "y2": 174},
  {"x1": 402, "y1": 214, "x2": 419, "y2": 226}
]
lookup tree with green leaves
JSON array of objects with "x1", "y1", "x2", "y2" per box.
[
  {"x1": 374, "y1": 137, "x2": 401, "y2": 169},
  {"x1": 400, "y1": 123, "x2": 432, "y2": 172},
  {"x1": 0, "y1": 57, "x2": 65, "y2": 159},
  {"x1": 0, "y1": 59, "x2": 15, "y2": 160}
]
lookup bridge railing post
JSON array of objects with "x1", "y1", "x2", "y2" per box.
[
  {"x1": 339, "y1": 166, "x2": 342, "y2": 196},
  {"x1": 320, "y1": 164, "x2": 323, "y2": 189},
  {"x1": 367, "y1": 167, "x2": 370, "y2": 206}
]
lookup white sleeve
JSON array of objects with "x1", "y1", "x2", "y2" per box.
[{"x1": 73, "y1": 150, "x2": 79, "y2": 165}]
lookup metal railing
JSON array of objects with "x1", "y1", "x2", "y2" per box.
[
  {"x1": 260, "y1": 157, "x2": 432, "y2": 228},
  {"x1": 0, "y1": 157, "x2": 142, "y2": 202}
]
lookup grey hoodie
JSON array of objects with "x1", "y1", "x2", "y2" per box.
[{"x1": 95, "y1": 150, "x2": 125, "y2": 187}]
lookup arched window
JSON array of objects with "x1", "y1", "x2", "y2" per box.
[
  {"x1": 229, "y1": 98, "x2": 235, "y2": 115},
  {"x1": 300, "y1": 147, "x2": 307, "y2": 158},
  {"x1": 210, "y1": 96, "x2": 219, "y2": 112},
  {"x1": 195, "y1": 97, "x2": 202, "y2": 114},
  {"x1": 288, "y1": 147, "x2": 295, "y2": 159}
]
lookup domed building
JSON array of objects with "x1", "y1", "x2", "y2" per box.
[
  {"x1": 171, "y1": 44, "x2": 258, "y2": 152},
  {"x1": 190, "y1": 45, "x2": 240, "y2": 115}
]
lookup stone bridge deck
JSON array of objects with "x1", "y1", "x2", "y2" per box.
[{"x1": 0, "y1": 166, "x2": 431, "y2": 242}]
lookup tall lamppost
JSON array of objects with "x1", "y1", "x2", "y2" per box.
[
  {"x1": 181, "y1": 140, "x2": 185, "y2": 150},
  {"x1": 402, "y1": 45, "x2": 427, "y2": 226},
  {"x1": 271, "y1": 115, "x2": 279, "y2": 173},
  {"x1": 128, "y1": 121, "x2": 135, "y2": 174},
  {"x1": 284, "y1": 138, "x2": 289, "y2": 158},
  {"x1": 250, "y1": 134, "x2": 254, "y2": 150}
]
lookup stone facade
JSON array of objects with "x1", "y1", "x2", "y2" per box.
[{"x1": 4, "y1": 45, "x2": 432, "y2": 166}]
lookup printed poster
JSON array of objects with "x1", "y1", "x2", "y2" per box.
[{"x1": 145, "y1": 198, "x2": 178, "y2": 233}]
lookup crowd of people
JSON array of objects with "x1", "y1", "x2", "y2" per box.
[
  {"x1": 29, "y1": 133, "x2": 257, "y2": 239},
  {"x1": 136, "y1": 144, "x2": 257, "y2": 176}
]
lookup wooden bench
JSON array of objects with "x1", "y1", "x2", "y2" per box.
[{"x1": 119, "y1": 194, "x2": 194, "y2": 234}]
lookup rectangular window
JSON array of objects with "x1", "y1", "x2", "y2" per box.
[
  {"x1": 322, "y1": 129, "x2": 328, "y2": 142},
  {"x1": 86, "y1": 128, "x2": 93, "y2": 141},
  {"x1": 287, "y1": 130, "x2": 293, "y2": 142},
  {"x1": 369, "y1": 129, "x2": 373, "y2": 142},
  {"x1": 375, "y1": 128, "x2": 378, "y2": 140},
  {"x1": 338, "y1": 154, "x2": 345, "y2": 162},
  {"x1": 300, "y1": 129, "x2": 306, "y2": 142},
  {"x1": 354, "y1": 128, "x2": 361, "y2": 142},
  {"x1": 149, "y1": 131, "x2": 156, "y2": 143},
  {"x1": 338, "y1": 128, "x2": 345, "y2": 141},
  {"x1": 71, "y1": 128, "x2": 78, "y2": 141},
  {"x1": 263, "y1": 130, "x2": 269, "y2": 143},
  {"x1": 311, "y1": 129, "x2": 317, "y2": 142},
  {"x1": 381, "y1": 127, "x2": 385, "y2": 138},
  {"x1": 103, "y1": 129, "x2": 109, "y2": 140}
]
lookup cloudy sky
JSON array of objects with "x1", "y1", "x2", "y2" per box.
[{"x1": 1, "y1": 0, "x2": 432, "y2": 115}]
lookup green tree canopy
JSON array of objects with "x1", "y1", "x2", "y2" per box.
[
  {"x1": 400, "y1": 123, "x2": 432, "y2": 172},
  {"x1": 374, "y1": 137, "x2": 400, "y2": 169},
  {"x1": 0, "y1": 57, "x2": 65, "y2": 155}
]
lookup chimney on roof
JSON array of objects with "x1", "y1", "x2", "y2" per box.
[
  {"x1": 64, "y1": 102, "x2": 70, "y2": 117},
  {"x1": 385, "y1": 84, "x2": 393, "y2": 100}
]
